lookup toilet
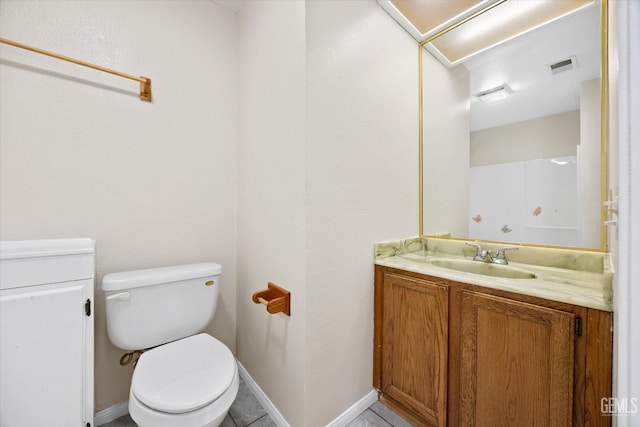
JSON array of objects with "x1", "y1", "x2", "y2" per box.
[{"x1": 102, "y1": 262, "x2": 238, "y2": 427}]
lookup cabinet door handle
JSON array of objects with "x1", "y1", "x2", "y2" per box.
[{"x1": 106, "y1": 292, "x2": 130, "y2": 301}]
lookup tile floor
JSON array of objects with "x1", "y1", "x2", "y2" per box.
[{"x1": 101, "y1": 377, "x2": 411, "y2": 427}]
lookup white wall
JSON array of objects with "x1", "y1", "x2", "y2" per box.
[
  {"x1": 305, "y1": 1, "x2": 418, "y2": 424},
  {"x1": 236, "y1": 0, "x2": 417, "y2": 425},
  {"x1": 0, "y1": 0, "x2": 238, "y2": 412},
  {"x1": 236, "y1": 1, "x2": 307, "y2": 425}
]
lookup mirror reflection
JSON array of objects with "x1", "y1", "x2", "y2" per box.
[{"x1": 421, "y1": 1, "x2": 603, "y2": 249}]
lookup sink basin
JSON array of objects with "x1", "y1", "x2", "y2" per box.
[{"x1": 428, "y1": 259, "x2": 537, "y2": 279}]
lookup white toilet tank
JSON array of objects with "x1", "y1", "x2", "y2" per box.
[{"x1": 102, "y1": 262, "x2": 221, "y2": 351}]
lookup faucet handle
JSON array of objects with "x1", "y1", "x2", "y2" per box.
[
  {"x1": 494, "y1": 246, "x2": 518, "y2": 264},
  {"x1": 465, "y1": 241, "x2": 482, "y2": 250},
  {"x1": 465, "y1": 241, "x2": 485, "y2": 261}
]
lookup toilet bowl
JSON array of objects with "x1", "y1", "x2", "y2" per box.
[
  {"x1": 102, "y1": 263, "x2": 237, "y2": 427},
  {"x1": 129, "y1": 334, "x2": 239, "y2": 427}
]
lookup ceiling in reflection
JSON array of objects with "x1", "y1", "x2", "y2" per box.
[
  {"x1": 379, "y1": 0, "x2": 600, "y2": 131},
  {"x1": 466, "y1": 4, "x2": 600, "y2": 131},
  {"x1": 425, "y1": 0, "x2": 594, "y2": 65},
  {"x1": 379, "y1": 0, "x2": 594, "y2": 62}
]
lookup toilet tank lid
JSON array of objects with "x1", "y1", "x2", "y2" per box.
[{"x1": 102, "y1": 262, "x2": 221, "y2": 292}]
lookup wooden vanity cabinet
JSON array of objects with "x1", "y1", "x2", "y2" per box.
[{"x1": 373, "y1": 266, "x2": 613, "y2": 427}]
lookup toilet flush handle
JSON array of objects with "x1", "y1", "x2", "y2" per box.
[{"x1": 106, "y1": 292, "x2": 130, "y2": 301}]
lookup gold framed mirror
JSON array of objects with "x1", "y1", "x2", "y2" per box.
[{"x1": 415, "y1": 0, "x2": 608, "y2": 251}]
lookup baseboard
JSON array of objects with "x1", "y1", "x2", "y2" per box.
[
  {"x1": 94, "y1": 400, "x2": 129, "y2": 426},
  {"x1": 236, "y1": 360, "x2": 290, "y2": 427},
  {"x1": 326, "y1": 389, "x2": 378, "y2": 427},
  {"x1": 237, "y1": 360, "x2": 377, "y2": 427}
]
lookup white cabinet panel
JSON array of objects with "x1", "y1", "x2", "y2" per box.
[
  {"x1": 1, "y1": 280, "x2": 93, "y2": 426},
  {"x1": 0, "y1": 238, "x2": 94, "y2": 427}
]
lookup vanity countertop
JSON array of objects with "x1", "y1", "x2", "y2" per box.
[{"x1": 375, "y1": 237, "x2": 613, "y2": 312}]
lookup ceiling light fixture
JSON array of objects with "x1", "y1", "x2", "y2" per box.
[{"x1": 477, "y1": 85, "x2": 510, "y2": 103}]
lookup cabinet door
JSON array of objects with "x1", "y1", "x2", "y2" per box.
[
  {"x1": 0, "y1": 280, "x2": 93, "y2": 426},
  {"x1": 459, "y1": 291, "x2": 575, "y2": 427},
  {"x1": 382, "y1": 273, "x2": 448, "y2": 427}
]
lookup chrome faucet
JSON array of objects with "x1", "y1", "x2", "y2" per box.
[
  {"x1": 465, "y1": 242, "x2": 518, "y2": 265},
  {"x1": 493, "y1": 246, "x2": 519, "y2": 265}
]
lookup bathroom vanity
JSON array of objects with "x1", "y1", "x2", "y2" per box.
[
  {"x1": 373, "y1": 238, "x2": 613, "y2": 427},
  {"x1": 374, "y1": 1, "x2": 614, "y2": 424}
]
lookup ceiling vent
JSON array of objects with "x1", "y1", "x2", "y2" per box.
[{"x1": 548, "y1": 56, "x2": 577, "y2": 75}]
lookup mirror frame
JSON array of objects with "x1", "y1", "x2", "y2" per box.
[{"x1": 418, "y1": 0, "x2": 609, "y2": 252}]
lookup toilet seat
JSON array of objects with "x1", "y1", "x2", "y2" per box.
[{"x1": 131, "y1": 333, "x2": 236, "y2": 414}]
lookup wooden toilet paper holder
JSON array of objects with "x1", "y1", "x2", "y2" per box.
[{"x1": 252, "y1": 282, "x2": 290, "y2": 316}]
